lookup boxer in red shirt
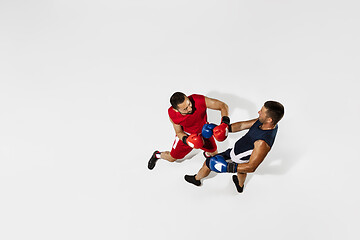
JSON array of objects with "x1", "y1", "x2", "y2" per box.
[{"x1": 148, "y1": 92, "x2": 230, "y2": 171}]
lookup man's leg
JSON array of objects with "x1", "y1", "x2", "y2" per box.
[
  {"x1": 185, "y1": 149, "x2": 228, "y2": 186},
  {"x1": 184, "y1": 161, "x2": 209, "y2": 186},
  {"x1": 203, "y1": 150, "x2": 218, "y2": 158},
  {"x1": 195, "y1": 161, "x2": 211, "y2": 180},
  {"x1": 202, "y1": 136, "x2": 217, "y2": 158},
  {"x1": 195, "y1": 149, "x2": 217, "y2": 180},
  {"x1": 195, "y1": 149, "x2": 218, "y2": 180},
  {"x1": 148, "y1": 137, "x2": 192, "y2": 170},
  {"x1": 160, "y1": 151, "x2": 177, "y2": 162},
  {"x1": 193, "y1": 136, "x2": 218, "y2": 180},
  {"x1": 237, "y1": 172, "x2": 247, "y2": 187},
  {"x1": 148, "y1": 151, "x2": 179, "y2": 170}
]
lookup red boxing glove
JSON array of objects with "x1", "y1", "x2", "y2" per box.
[
  {"x1": 213, "y1": 123, "x2": 228, "y2": 142},
  {"x1": 186, "y1": 133, "x2": 204, "y2": 149}
]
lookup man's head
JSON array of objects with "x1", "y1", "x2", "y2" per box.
[
  {"x1": 170, "y1": 92, "x2": 193, "y2": 115},
  {"x1": 258, "y1": 101, "x2": 284, "y2": 126}
]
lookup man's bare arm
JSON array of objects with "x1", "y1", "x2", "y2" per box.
[
  {"x1": 230, "y1": 118, "x2": 258, "y2": 133},
  {"x1": 236, "y1": 140, "x2": 271, "y2": 173},
  {"x1": 170, "y1": 117, "x2": 188, "y2": 140},
  {"x1": 204, "y1": 97, "x2": 229, "y2": 118}
]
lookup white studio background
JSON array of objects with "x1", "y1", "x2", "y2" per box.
[{"x1": 0, "y1": 1, "x2": 359, "y2": 240}]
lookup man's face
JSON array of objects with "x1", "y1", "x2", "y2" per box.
[
  {"x1": 177, "y1": 97, "x2": 193, "y2": 115},
  {"x1": 258, "y1": 106, "x2": 270, "y2": 124}
]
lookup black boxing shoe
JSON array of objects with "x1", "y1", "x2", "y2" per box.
[
  {"x1": 148, "y1": 151, "x2": 160, "y2": 170},
  {"x1": 232, "y1": 175, "x2": 244, "y2": 193},
  {"x1": 184, "y1": 174, "x2": 201, "y2": 186}
]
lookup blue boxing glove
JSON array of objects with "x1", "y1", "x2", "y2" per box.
[
  {"x1": 205, "y1": 155, "x2": 238, "y2": 173},
  {"x1": 201, "y1": 123, "x2": 217, "y2": 139},
  {"x1": 206, "y1": 155, "x2": 227, "y2": 173}
]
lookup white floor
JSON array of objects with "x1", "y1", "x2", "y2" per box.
[{"x1": 1, "y1": 1, "x2": 359, "y2": 239}]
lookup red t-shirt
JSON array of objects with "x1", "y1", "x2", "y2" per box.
[{"x1": 168, "y1": 94, "x2": 207, "y2": 134}]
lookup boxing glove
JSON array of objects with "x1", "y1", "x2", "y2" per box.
[
  {"x1": 201, "y1": 123, "x2": 217, "y2": 139},
  {"x1": 221, "y1": 116, "x2": 230, "y2": 127},
  {"x1": 185, "y1": 133, "x2": 204, "y2": 149},
  {"x1": 213, "y1": 123, "x2": 228, "y2": 142},
  {"x1": 205, "y1": 155, "x2": 238, "y2": 173}
]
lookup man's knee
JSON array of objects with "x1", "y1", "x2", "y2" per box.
[
  {"x1": 203, "y1": 160, "x2": 210, "y2": 169},
  {"x1": 164, "y1": 152, "x2": 178, "y2": 162},
  {"x1": 205, "y1": 150, "x2": 218, "y2": 157},
  {"x1": 168, "y1": 156, "x2": 177, "y2": 162}
]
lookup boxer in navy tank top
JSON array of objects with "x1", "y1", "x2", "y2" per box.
[{"x1": 185, "y1": 101, "x2": 285, "y2": 193}]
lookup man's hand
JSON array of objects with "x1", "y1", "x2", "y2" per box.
[
  {"x1": 201, "y1": 123, "x2": 217, "y2": 139},
  {"x1": 205, "y1": 155, "x2": 238, "y2": 173},
  {"x1": 213, "y1": 116, "x2": 231, "y2": 141},
  {"x1": 183, "y1": 134, "x2": 204, "y2": 149}
]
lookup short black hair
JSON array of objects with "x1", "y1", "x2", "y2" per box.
[
  {"x1": 170, "y1": 92, "x2": 186, "y2": 110},
  {"x1": 264, "y1": 101, "x2": 284, "y2": 125}
]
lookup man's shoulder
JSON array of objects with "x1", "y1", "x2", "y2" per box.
[
  {"x1": 253, "y1": 139, "x2": 271, "y2": 151},
  {"x1": 168, "y1": 107, "x2": 181, "y2": 123},
  {"x1": 168, "y1": 106, "x2": 176, "y2": 117},
  {"x1": 189, "y1": 94, "x2": 204, "y2": 100},
  {"x1": 189, "y1": 94, "x2": 206, "y2": 107}
]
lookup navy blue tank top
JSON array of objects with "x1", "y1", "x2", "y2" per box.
[{"x1": 229, "y1": 120, "x2": 278, "y2": 162}]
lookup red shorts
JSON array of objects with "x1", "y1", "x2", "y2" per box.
[{"x1": 170, "y1": 135, "x2": 217, "y2": 160}]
